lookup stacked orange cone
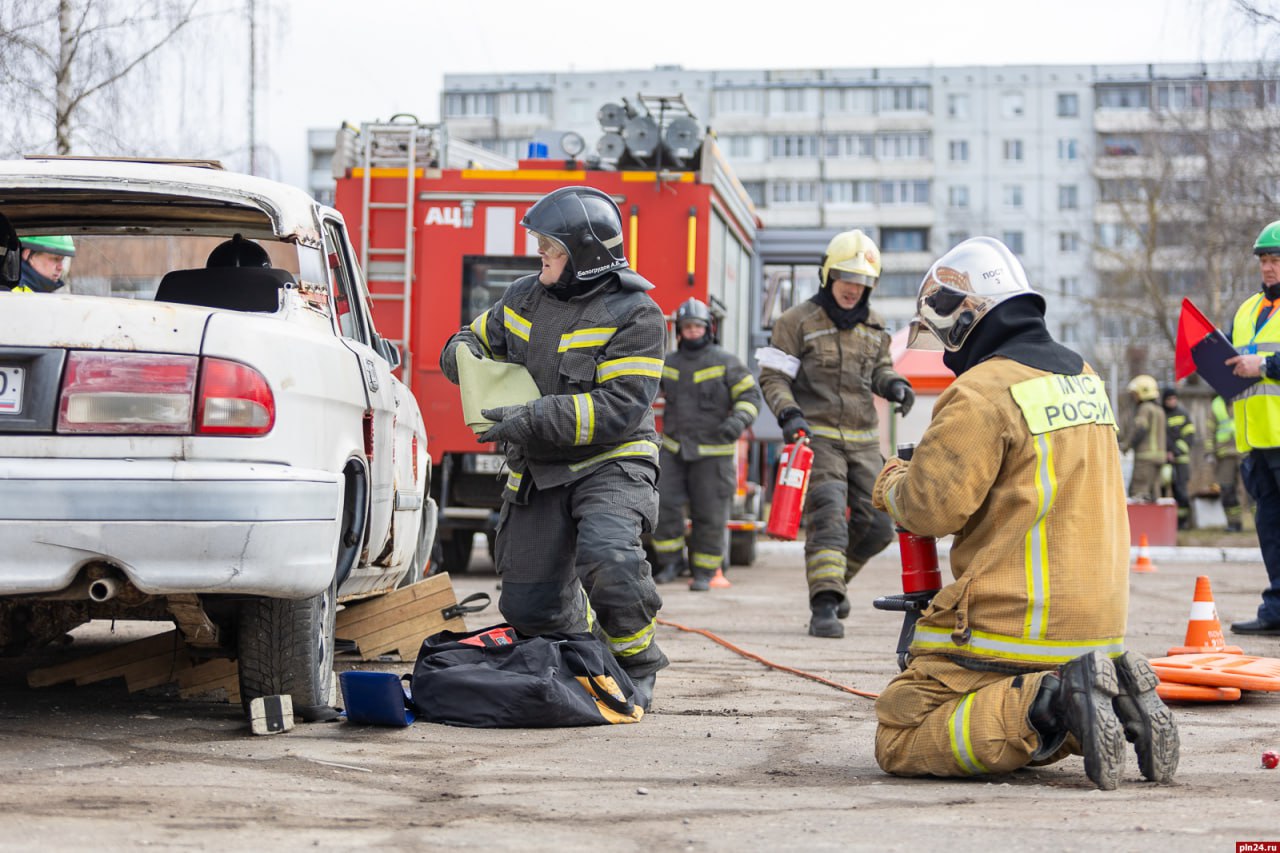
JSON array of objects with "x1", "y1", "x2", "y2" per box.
[
  {"x1": 1168, "y1": 575, "x2": 1245, "y2": 655},
  {"x1": 1131, "y1": 533, "x2": 1157, "y2": 573},
  {"x1": 709, "y1": 566, "x2": 731, "y2": 588}
]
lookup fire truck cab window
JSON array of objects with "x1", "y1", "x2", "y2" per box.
[
  {"x1": 761, "y1": 263, "x2": 820, "y2": 330},
  {"x1": 322, "y1": 220, "x2": 371, "y2": 345},
  {"x1": 460, "y1": 255, "x2": 541, "y2": 325}
]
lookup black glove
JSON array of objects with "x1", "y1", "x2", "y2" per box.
[
  {"x1": 887, "y1": 380, "x2": 915, "y2": 416},
  {"x1": 439, "y1": 338, "x2": 484, "y2": 385},
  {"x1": 715, "y1": 417, "x2": 745, "y2": 443},
  {"x1": 478, "y1": 405, "x2": 535, "y2": 445},
  {"x1": 778, "y1": 408, "x2": 810, "y2": 444}
]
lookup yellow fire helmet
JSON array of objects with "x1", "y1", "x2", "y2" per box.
[
  {"x1": 1127, "y1": 374, "x2": 1160, "y2": 402},
  {"x1": 819, "y1": 229, "x2": 880, "y2": 289}
]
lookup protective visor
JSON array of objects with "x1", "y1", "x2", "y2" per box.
[
  {"x1": 906, "y1": 318, "x2": 944, "y2": 351},
  {"x1": 829, "y1": 269, "x2": 877, "y2": 288},
  {"x1": 529, "y1": 231, "x2": 568, "y2": 257}
]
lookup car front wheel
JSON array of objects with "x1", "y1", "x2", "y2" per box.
[{"x1": 236, "y1": 577, "x2": 336, "y2": 714}]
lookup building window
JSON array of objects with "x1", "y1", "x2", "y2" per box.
[
  {"x1": 771, "y1": 181, "x2": 818, "y2": 205},
  {"x1": 715, "y1": 88, "x2": 764, "y2": 114},
  {"x1": 949, "y1": 139, "x2": 970, "y2": 162},
  {"x1": 443, "y1": 92, "x2": 495, "y2": 117},
  {"x1": 824, "y1": 180, "x2": 876, "y2": 204},
  {"x1": 1001, "y1": 92, "x2": 1025, "y2": 118},
  {"x1": 1155, "y1": 82, "x2": 1205, "y2": 111},
  {"x1": 1002, "y1": 230, "x2": 1026, "y2": 254},
  {"x1": 1058, "y1": 184, "x2": 1079, "y2": 210},
  {"x1": 825, "y1": 88, "x2": 874, "y2": 114},
  {"x1": 877, "y1": 272, "x2": 922, "y2": 298},
  {"x1": 724, "y1": 135, "x2": 761, "y2": 160},
  {"x1": 948, "y1": 185, "x2": 970, "y2": 209},
  {"x1": 742, "y1": 181, "x2": 766, "y2": 207},
  {"x1": 1059, "y1": 276, "x2": 1080, "y2": 297},
  {"x1": 877, "y1": 132, "x2": 931, "y2": 160},
  {"x1": 1058, "y1": 231, "x2": 1080, "y2": 252},
  {"x1": 947, "y1": 230, "x2": 970, "y2": 248},
  {"x1": 1003, "y1": 139, "x2": 1024, "y2": 161},
  {"x1": 1097, "y1": 84, "x2": 1150, "y2": 109},
  {"x1": 781, "y1": 88, "x2": 810, "y2": 113},
  {"x1": 1100, "y1": 134, "x2": 1143, "y2": 156},
  {"x1": 879, "y1": 86, "x2": 930, "y2": 112},
  {"x1": 508, "y1": 90, "x2": 548, "y2": 115},
  {"x1": 824, "y1": 133, "x2": 875, "y2": 158},
  {"x1": 1057, "y1": 92, "x2": 1079, "y2": 117},
  {"x1": 1058, "y1": 138, "x2": 1078, "y2": 160},
  {"x1": 879, "y1": 180, "x2": 931, "y2": 205},
  {"x1": 880, "y1": 228, "x2": 928, "y2": 252},
  {"x1": 947, "y1": 93, "x2": 970, "y2": 119},
  {"x1": 770, "y1": 134, "x2": 820, "y2": 159},
  {"x1": 1003, "y1": 184, "x2": 1024, "y2": 208}
]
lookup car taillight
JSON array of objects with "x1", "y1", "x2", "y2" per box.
[
  {"x1": 59, "y1": 352, "x2": 198, "y2": 434},
  {"x1": 197, "y1": 357, "x2": 274, "y2": 435}
]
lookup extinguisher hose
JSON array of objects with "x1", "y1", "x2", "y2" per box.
[{"x1": 656, "y1": 617, "x2": 880, "y2": 700}]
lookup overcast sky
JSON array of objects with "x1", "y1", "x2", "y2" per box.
[{"x1": 247, "y1": 0, "x2": 1273, "y2": 188}]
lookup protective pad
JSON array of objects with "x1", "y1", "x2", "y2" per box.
[{"x1": 455, "y1": 346, "x2": 542, "y2": 434}]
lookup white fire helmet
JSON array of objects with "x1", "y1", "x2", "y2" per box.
[{"x1": 908, "y1": 236, "x2": 1045, "y2": 352}]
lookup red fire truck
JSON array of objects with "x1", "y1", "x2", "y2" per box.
[{"x1": 332, "y1": 108, "x2": 763, "y2": 575}]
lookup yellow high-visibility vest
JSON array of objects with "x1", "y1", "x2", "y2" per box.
[{"x1": 1231, "y1": 293, "x2": 1280, "y2": 451}]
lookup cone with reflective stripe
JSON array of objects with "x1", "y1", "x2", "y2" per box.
[
  {"x1": 1168, "y1": 575, "x2": 1244, "y2": 655},
  {"x1": 1131, "y1": 534, "x2": 1157, "y2": 573},
  {"x1": 709, "y1": 566, "x2": 731, "y2": 589}
]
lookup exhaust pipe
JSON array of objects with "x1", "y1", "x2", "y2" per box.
[{"x1": 88, "y1": 577, "x2": 119, "y2": 602}]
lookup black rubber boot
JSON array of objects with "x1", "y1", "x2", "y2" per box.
[
  {"x1": 836, "y1": 597, "x2": 851, "y2": 619},
  {"x1": 1112, "y1": 651, "x2": 1180, "y2": 783},
  {"x1": 630, "y1": 672, "x2": 656, "y2": 712},
  {"x1": 653, "y1": 559, "x2": 682, "y2": 585},
  {"x1": 1055, "y1": 651, "x2": 1126, "y2": 790},
  {"x1": 1027, "y1": 673, "x2": 1068, "y2": 760},
  {"x1": 689, "y1": 568, "x2": 714, "y2": 592},
  {"x1": 808, "y1": 593, "x2": 844, "y2": 638}
]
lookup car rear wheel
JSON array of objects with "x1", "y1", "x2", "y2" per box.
[{"x1": 236, "y1": 576, "x2": 336, "y2": 714}]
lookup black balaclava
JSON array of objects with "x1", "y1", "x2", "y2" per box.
[
  {"x1": 942, "y1": 295, "x2": 1084, "y2": 377},
  {"x1": 811, "y1": 285, "x2": 871, "y2": 330},
  {"x1": 545, "y1": 261, "x2": 604, "y2": 302},
  {"x1": 678, "y1": 323, "x2": 712, "y2": 351},
  {"x1": 19, "y1": 258, "x2": 64, "y2": 293}
]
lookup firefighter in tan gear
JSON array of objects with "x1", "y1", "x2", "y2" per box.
[
  {"x1": 871, "y1": 237, "x2": 1179, "y2": 791},
  {"x1": 439, "y1": 186, "x2": 667, "y2": 709},
  {"x1": 1122, "y1": 375, "x2": 1166, "y2": 502},
  {"x1": 1209, "y1": 395, "x2": 1244, "y2": 532},
  {"x1": 759, "y1": 230, "x2": 913, "y2": 638},
  {"x1": 653, "y1": 298, "x2": 761, "y2": 590},
  {"x1": 1161, "y1": 385, "x2": 1197, "y2": 529}
]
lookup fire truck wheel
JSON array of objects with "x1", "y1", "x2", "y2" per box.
[{"x1": 729, "y1": 530, "x2": 757, "y2": 567}]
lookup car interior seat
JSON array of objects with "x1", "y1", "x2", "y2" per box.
[{"x1": 154, "y1": 267, "x2": 294, "y2": 312}]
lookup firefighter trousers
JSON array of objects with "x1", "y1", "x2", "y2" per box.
[
  {"x1": 654, "y1": 449, "x2": 734, "y2": 573},
  {"x1": 1216, "y1": 455, "x2": 1242, "y2": 524},
  {"x1": 1168, "y1": 462, "x2": 1191, "y2": 526},
  {"x1": 494, "y1": 461, "x2": 669, "y2": 678},
  {"x1": 1128, "y1": 459, "x2": 1161, "y2": 502},
  {"x1": 802, "y1": 438, "x2": 894, "y2": 602},
  {"x1": 875, "y1": 655, "x2": 1070, "y2": 778}
]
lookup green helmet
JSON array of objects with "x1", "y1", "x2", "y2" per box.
[
  {"x1": 1254, "y1": 220, "x2": 1280, "y2": 256},
  {"x1": 23, "y1": 235, "x2": 76, "y2": 257}
]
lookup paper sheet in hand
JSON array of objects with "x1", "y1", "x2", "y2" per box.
[
  {"x1": 454, "y1": 346, "x2": 542, "y2": 434},
  {"x1": 1190, "y1": 329, "x2": 1259, "y2": 401}
]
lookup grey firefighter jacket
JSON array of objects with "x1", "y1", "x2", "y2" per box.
[
  {"x1": 446, "y1": 270, "x2": 666, "y2": 491},
  {"x1": 660, "y1": 343, "x2": 762, "y2": 460},
  {"x1": 760, "y1": 300, "x2": 904, "y2": 444}
]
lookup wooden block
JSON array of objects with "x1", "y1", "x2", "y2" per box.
[
  {"x1": 249, "y1": 694, "x2": 294, "y2": 735},
  {"x1": 336, "y1": 573, "x2": 469, "y2": 661},
  {"x1": 27, "y1": 631, "x2": 185, "y2": 688}
]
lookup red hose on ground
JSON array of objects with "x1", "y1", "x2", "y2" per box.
[{"x1": 657, "y1": 617, "x2": 880, "y2": 700}]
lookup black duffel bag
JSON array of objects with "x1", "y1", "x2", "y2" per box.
[{"x1": 408, "y1": 623, "x2": 645, "y2": 727}]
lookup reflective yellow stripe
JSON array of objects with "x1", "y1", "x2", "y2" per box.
[
  {"x1": 596, "y1": 357, "x2": 663, "y2": 382},
  {"x1": 1010, "y1": 373, "x2": 1116, "y2": 435},
  {"x1": 567, "y1": 440, "x2": 659, "y2": 472},
  {"x1": 733, "y1": 400, "x2": 758, "y2": 418},
  {"x1": 503, "y1": 306, "x2": 532, "y2": 342},
  {"x1": 572, "y1": 393, "x2": 595, "y2": 446},
  {"x1": 731, "y1": 374, "x2": 756, "y2": 397},
  {"x1": 1023, "y1": 433, "x2": 1056, "y2": 640},
  {"x1": 691, "y1": 552, "x2": 722, "y2": 569},
  {"x1": 506, "y1": 471, "x2": 523, "y2": 493},
  {"x1": 661, "y1": 435, "x2": 681, "y2": 453},
  {"x1": 558, "y1": 327, "x2": 616, "y2": 352},
  {"x1": 805, "y1": 549, "x2": 845, "y2": 581},
  {"x1": 949, "y1": 693, "x2": 989, "y2": 775},
  {"x1": 696, "y1": 443, "x2": 737, "y2": 456},
  {"x1": 605, "y1": 619, "x2": 656, "y2": 656},
  {"x1": 469, "y1": 310, "x2": 493, "y2": 355},
  {"x1": 811, "y1": 424, "x2": 878, "y2": 443},
  {"x1": 652, "y1": 536, "x2": 685, "y2": 554},
  {"x1": 662, "y1": 365, "x2": 680, "y2": 381},
  {"x1": 693, "y1": 365, "x2": 726, "y2": 383},
  {"x1": 913, "y1": 625, "x2": 1125, "y2": 664}
]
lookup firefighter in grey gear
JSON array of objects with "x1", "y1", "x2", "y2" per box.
[
  {"x1": 439, "y1": 186, "x2": 668, "y2": 708},
  {"x1": 759, "y1": 229, "x2": 912, "y2": 639},
  {"x1": 653, "y1": 298, "x2": 762, "y2": 590}
]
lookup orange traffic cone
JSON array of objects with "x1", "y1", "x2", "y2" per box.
[
  {"x1": 1131, "y1": 534, "x2": 1158, "y2": 573},
  {"x1": 709, "y1": 566, "x2": 731, "y2": 589},
  {"x1": 1167, "y1": 575, "x2": 1245, "y2": 655}
]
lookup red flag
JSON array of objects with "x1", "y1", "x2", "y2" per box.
[{"x1": 1175, "y1": 298, "x2": 1217, "y2": 381}]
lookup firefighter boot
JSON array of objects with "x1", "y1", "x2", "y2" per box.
[
  {"x1": 837, "y1": 598, "x2": 851, "y2": 619},
  {"x1": 808, "y1": 592, "x2": 844, "y2": 638},
  {"x1": 1052, "y1": 651, "x2": 1126, "y2": 790},
  {"x1": 631, "y1": 672, "x2": 655, "y2": 712},
  {"x1": 653, "y1": 558, "x2": 683, "y2": 585},
  {"x1": 1112, "y1": 651, "x2": 1180, "y2": 783},
  {"x1": 689, "y1": 567, "x2": 714, "y2": 592}
]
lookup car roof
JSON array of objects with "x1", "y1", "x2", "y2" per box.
[{"x1": 0, "y1": 158, "x2": 326, "y2": 247}]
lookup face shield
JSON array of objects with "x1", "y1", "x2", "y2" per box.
[{"x1": 529, "y1": 231, "x2": 568, "y2": 257}]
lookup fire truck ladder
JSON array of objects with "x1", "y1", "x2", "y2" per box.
[{"x1": 359, "y1": 116, "x2": 437, "y2": 373}]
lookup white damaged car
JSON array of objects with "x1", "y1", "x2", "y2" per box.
[{"x1": 0, "y1": 158, "x2": 433, "y2": 713}]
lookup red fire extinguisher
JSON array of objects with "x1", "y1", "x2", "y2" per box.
[{"x1": 766, "y1": 433, "x2": 812, "y2": 540}]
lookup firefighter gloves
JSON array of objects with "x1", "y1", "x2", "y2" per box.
[
  {"x1": 479, "y1": 405, "x2": 535, "y2": 445},
  {"x1": 440, "y1": 339, "x2": 485, "y2": 384},
  {"x1": 779, "y1": 408, "x2": 811, "y2": 444},
  {"x1": 887, "y1": 380, "x2": 916, "y2": 416},
  {"x1": 716, "y1": 417, "x2": 746, "y2": 442}
]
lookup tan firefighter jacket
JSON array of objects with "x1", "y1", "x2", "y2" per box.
[
  {"x1": 447, "y1": 270, "x2": 665, "y2": 492},
  {"x1": 873, "y1": 358, "x2": 1129, "y2": 668},
  {"x1": 660, "y1": 343, "x2": 761, "y2": 461},
  {"x1": 1124, "y1": 400, "x2": 1167, "y2": 463},
  {"x1": 759, "y1": 300, "x2": 903, "y2": 445}
]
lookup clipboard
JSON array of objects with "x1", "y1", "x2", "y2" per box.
[
  {"x1": 1189, "y1": 329, "x2": 1259, "y2": 401},
  {"x1": 454, "y1": 345, "x2": 542, "y2": 434}
]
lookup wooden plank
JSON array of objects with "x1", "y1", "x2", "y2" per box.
[
  {"x1": 73, "y1": 647, "x2": 190, "y2": 687},
  {"x1": 336, "y1": 588, "x2": 460, "y2": 638},
  {"x1": 26, "y1": 631, "x2": 184, "y2": 688},
  {"x1": 336, "y1": 574, "x2": 459, "y2": 632}
]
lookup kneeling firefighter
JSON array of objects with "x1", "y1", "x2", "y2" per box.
[
  {"x1": 438, "y1": 186, "x2": 668, "y2": 709},
  {"x1": 871, "y1": 236, "x2": 1179, "y2": 790},
  {"x1": 759, "y1": 229, "x2": 913, "y2": 638},
  {"x1": 652, "y1": 297, "x2": 761, "y2": 590}
]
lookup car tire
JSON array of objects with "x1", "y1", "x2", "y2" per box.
[
  {"x1": 398, "y1": 502, "x2": 436, "y2": 589},
  {"x1": 729, "y1": 530, "x2": 757, "y2": 567},
  {"x1": 236, "y1": 576, "x2": 337, "y2": 714},
  {"x1": 440, "y1": 532, "x2": 474, "y2": 575}
]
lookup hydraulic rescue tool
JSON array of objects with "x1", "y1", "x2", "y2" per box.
[
  {"x1": 766, "y1": 433, "x2": 812, "y2": 540},
  {"x1": 873, "y1": 443, "x2": 942, "y2": 671}
]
